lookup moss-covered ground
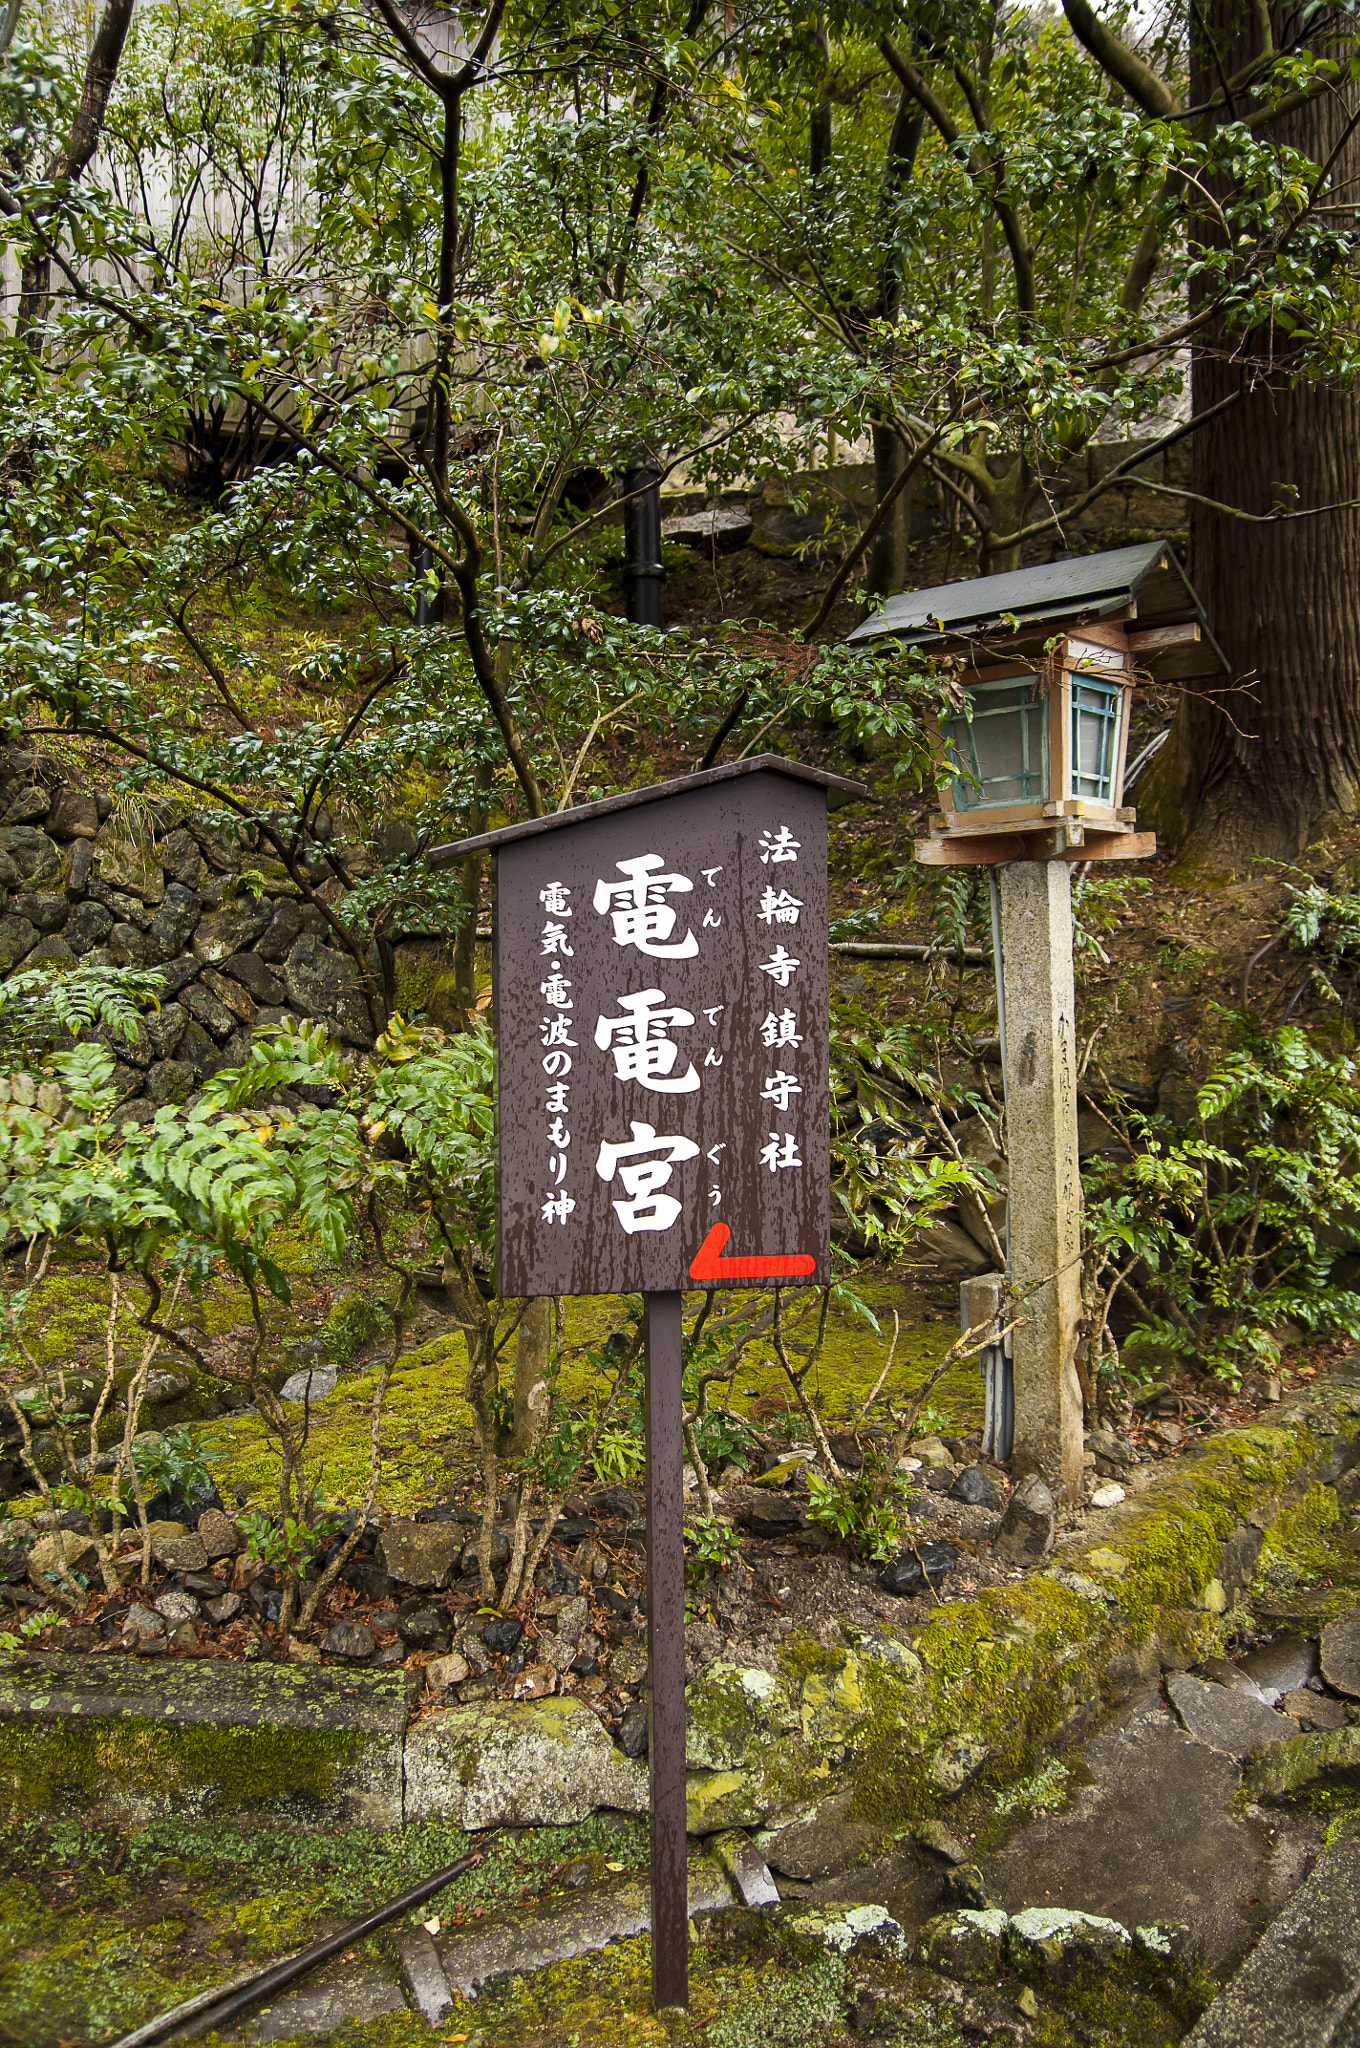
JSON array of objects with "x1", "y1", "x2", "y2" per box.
[
  {"x1": 0, "y1": 1801, "x2": 1205, "y2": 2048},
  {"x1": 6, "y1": 1249, "x2": 977, "y2": 1520},
  {"x1": 201, "y1": 1268, "x2": 974, "y2": 1515}
]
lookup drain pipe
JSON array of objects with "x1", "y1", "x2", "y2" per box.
[
  {"x1": 623, "y1": 462, "x2": 664, "y2": 627},
  {"x1": 108, "y1": 1845, "x2": 487, "y2": 2048}
]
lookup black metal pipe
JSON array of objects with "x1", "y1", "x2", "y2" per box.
[
  {"x1": 624, "y1": 464, "x2": 664, "y2": 627},
  {"x1": 109, "y1": 1845, "x2": 487, "y2": 2048}
]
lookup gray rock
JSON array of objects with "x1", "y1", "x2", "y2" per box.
[
  {"x1": 377, "y1": 818, "x2": 419, "y2": 861},
  {"x1": 398, "y1": 1602, "x2": 445, "y2": 1648},
  {"x1": 107, "y1": 921, "x2": 150, "y2": 965},
  {"x1": 145, "y1": 882, "x2": 202, "y2": 961},
  {"x1": 1279, "y1": 1687, "x2": 1351, "y2": 1731},
  {"x1": 610, "y1": 1642, "x2": 649, "y2": 1688},
  {"x1": 1086, "y1": 1428, "x2": 1134, "y2": 1468},
  {"x1": 1133, "y1": 1919, "x2": 1199, "y2": 1965},
  {"x1": 11, "y1": 891, "x2": 68, "y2": 932},
  {"x1": 1168, "y1": 1671, "x2": 1293, "y2": 1758},
  {"x1": 222, "y1": 950, "x2": 286, "y2": 1005},
  {"x1": 284, "y1": 933, "x2": 374, "y2": 1046},
  {"x1": 879, "y1": 1539, "x2": 959, "y2": 1597},
  {"x1": 66, "y1": 838, "x2": 93, "y2": 895},
  {"x1": 555, "y1": 1594, "x2": 590, "y2": 1645},
  {"x1": 760, "y1": 1787, "x2": 889, "y2": 1880},
  {"x1": 1234, "y1": 1633, "x2": 1320, "y2": 1704},
  {"x1": 47, "y1": 789, "x2": 99, "y2": 840},
  {"x1": 377, "y1": 1518, "x2": 466, "y2": 1590},
  {"x1": 147, "y1": 1519, "x2": 209, "y2": 1572},
  {"x1": 178, "y1": 1021, "x2": 214, "y2": 1068},
  {"x1": 1336, "y1": 1467, "x2": 1360, "y2": 1510},
  {"x1": 182, "y1": 980, "x2": 237, "y2": 1041},
  {"x1": 1177, "y1": 1823, "x2": 1360, "y2": 2046},
  {"x1": 662, "y1": 504, "x2": 754, "y2": 549},
  {"x1": 201, "y1": 966, "x2": 257, "y2": 1026},
  {"x1": 539, "y1": 1633, "x2": 578, "y2": 1674},
  {"x1": 161, "y1": 828, "x2": 203, "y2": 889},
  {"x1": 28, "y1": 1529, "x2": 99, "y2": 1589},
  {"x1": 915, "y1": 1819, "x2": 969, "y2": 1864},
  {"x1": 155, "y1": 954, "x2": 201, "y2": 1000},
  {"x1": 426, "y1": 1652, "x2": 471, "y2": 1692},
  {"x1": 928, "y1": 1734, "x2": 992, "y2": 1797},
  {"x1": 321, "y1": 1621, "x2": 377, "y2": 1661},
  {"x1": 26, "y1": 935, "x2": 76, "y2": 968},
  {"x1": 1321, "y1": 1612, "x2": 1360, "y2": 1699},
  {"x1": 1008, "y1": 1905, "x2": 1131, "y2": 1987},
  {"x1": 110, "y1": 888, "x2": 153, "y2": 930},
  {"x1": 122, "y1": 1601, "x2": 166, "y2": 1639},
  {"x1": 783, "y1": 1903, "x2": 905, "y2": 1959},
  {"x1": 942, "y1": 1863, "x2": 994, "y2": 1910},
  {"x1": 3, "y1": 786, "x2": 51, "y2": 827},
  {"x1": 206, "y1": 1591, "x2": 245, "y2": 1622},
  {"x1": 145, "y1": 1059, "x2": 197, "y2": 1107},
  {"x1": 920, "y1": 1907, "x2": 1009, "y2": 1982},
  {"x1": 389, "y1": 1922, "x2": 454, "y2": 2026},
  {"x1": 146, "y1": 1002, "x2": 190, "y2": 1060},
  {"x1": 256, "y1": 896, "x2": 302, "y2": 962},
  {"x1": 619, "y1": 1701, "x2": 649, "y2": 1756},
  {"x1": 404, "y1": 1696, "x2": 648, "y2": 1826},
  {"x1": 65, "y1": 900, "x2": 113, "y2": 954},
  {"x1": 217, "y1": 1027, "x2": 253, "y2": 1071},
  {"x1": 0, "y1": 915, "x2": 35, "y2": 968},
  {"x1": 154, "y1": 1587, "x2": 201, "y2": 1626},
  {"x1": 279, "y1": 1366, "x2": 338, "y2": 1404},
  {"x1": 92, "y1": 823, "x2": 164, "y2": 903},
  {"x1": 709, "y1": 1830, "x2": 780, "y2": 1909},
  {"x1": 0, "y1": 827, "x2": 63, "y2": 888},
  {"x1": 991, "y1": 1471, "x2": 1056, "y2": 1564},
  {"x1": 197, "y1": 1509, "x2": 241, "y2": 1559},
  {"x1": 735, "y1": 1494, "x2": 806, "y2": 1538},
  {"x1": 143, "y1": 1368, "x2": 192, "y2": 1407},
  {"x1": 193, "y1": 899, "x2": 271, "y2": 965},
  {"x1": 0, "y1": 1644, "x2": 411, "y2": 1827},
  {"x1": 948, "y1": 1465, "x2": 1002, "y2": 1510}
]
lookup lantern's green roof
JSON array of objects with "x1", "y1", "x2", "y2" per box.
[{"x1": 847, "y1": 541, "x2": 1224, "y2": 662}]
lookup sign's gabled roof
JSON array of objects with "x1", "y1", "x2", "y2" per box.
[
  {"x1": 846, "y1": 540, "x2": 1225, "y2": 667},
  {"x1": 427, "y1": 753, "x2": 869, "y2": 866}
]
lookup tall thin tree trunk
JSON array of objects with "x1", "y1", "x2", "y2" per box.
[
  {"x1": 866, "y1": 420, "x2": 913, "y2": 595},
  {"x1": 1156, "y1": 3, "x2": 1360, "y2": 874}
]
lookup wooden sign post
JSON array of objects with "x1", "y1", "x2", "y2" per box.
[{"x1": 432, "y1": 753, "x2": 864, "y2": 2009}]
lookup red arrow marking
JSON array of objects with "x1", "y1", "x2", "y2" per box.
[{"x1": 689, "y1": 1222, "x2": 817, "y2": 1283}]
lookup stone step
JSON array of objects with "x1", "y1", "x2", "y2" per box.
[{"x1": 1183, "y1": 1824, "x2": 1360, "y2": 2046}]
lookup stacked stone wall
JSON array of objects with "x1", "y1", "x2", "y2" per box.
[{"x1": 0, "y1": 753, "x2": 390, "y2": 1114}]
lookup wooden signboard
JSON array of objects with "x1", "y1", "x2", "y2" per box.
[{"x1": 429, "y1": 753, "x2": 865, "y2": 2011}]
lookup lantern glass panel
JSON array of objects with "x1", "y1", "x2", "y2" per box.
[
  {"x1": 947, "y1": 675, "x2": 1047, "y2": 811},
  {"x1": 1069, "y1": 677, "x2": 1123, "y2": 804}
]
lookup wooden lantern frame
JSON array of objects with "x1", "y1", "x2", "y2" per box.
[
  {"x1": 924, "y1": 620, "x2": 1151, "y2": 866},
  {"x1": 845, "y1": 542, "x2": 1228, "y2": 871}
]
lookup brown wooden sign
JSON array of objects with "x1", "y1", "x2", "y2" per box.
[
  {"x1": 434, "y1": 757, "x2": 865, "y2": 1298},
  {"x1": 428, "y1": 753, "x2": 864, "y2": 2015}
]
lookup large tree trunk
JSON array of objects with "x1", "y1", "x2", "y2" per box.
[{"x1": 1154, "y1": 4, "x2": 1360, "y2": 875}]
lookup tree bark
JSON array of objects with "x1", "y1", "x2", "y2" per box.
[
  {"x1": 1157, "y1": 4, "x2": 1360, "y2": 874},
  {"x1": 866, "y1": 420, "x2": 913, "y2": 595},
  {"x1": 508, "y1": 1296, "x2": 553, "y2": 1455},
  {"x1": 16, "y1": 0, "x2": 138, "y2": 336}
]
